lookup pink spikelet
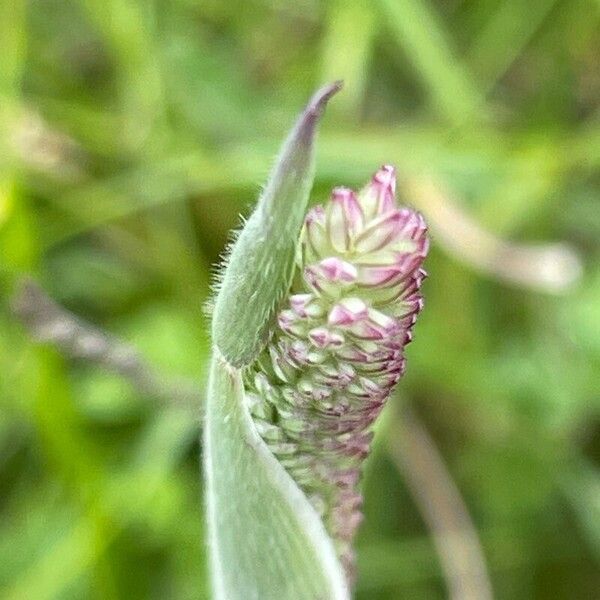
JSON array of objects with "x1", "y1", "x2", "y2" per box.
[{"x1": 245, "y1": 166, "x2": 429, "y2": 580}]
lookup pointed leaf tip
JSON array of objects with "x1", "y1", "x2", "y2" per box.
[
  {"x1": 294, "y1": 82, "x2": 343, "y2": 143},
  {"x1": 307, "y1": 80, "x2": 344, "y2": 117}
]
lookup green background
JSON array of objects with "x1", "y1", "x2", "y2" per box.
[{"x1": 1, "y1": 0, "x2": 599, "y2": 598}]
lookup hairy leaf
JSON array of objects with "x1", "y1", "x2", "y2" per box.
[
  {"x1": 204, "y1": 353, "x2": 350, "y2": 600},
  {"x1": 212, "y1": 81, "x2": 342, "y2": 367}
]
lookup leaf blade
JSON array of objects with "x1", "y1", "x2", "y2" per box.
[
  {"x1": 212, "y1": 81, "x2": 342, "y2": 367},
  {"x1": 204, "y1": 353, "x2": 350, "y2": 600}
]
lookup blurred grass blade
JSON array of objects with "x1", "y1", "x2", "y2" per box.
[
  {"x1": 467, "y1": 0, "x2": 559, "y2": 92},
  {"x1": 212, "y1": 81, "x2": 342, "y2": 367},
  {"x1": 376, "y1": 0, "x2": 482, "y2": 126},
  {"x1": 406, "y1": 177, "x2": 583, "y2": 294},
  {"x1": 0, "y1": 0, "x2": 25, "y2": 99},
  {"x1": 321, "y1": 1, "x2": 375, "y2": 117},
  {"x1": 204, "y1": 353, "x2": 349, "y2": 600}
]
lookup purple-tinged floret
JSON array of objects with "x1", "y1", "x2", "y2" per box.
[{"x1": 245, "y1": 165, "x2": 428, "y2": 580}]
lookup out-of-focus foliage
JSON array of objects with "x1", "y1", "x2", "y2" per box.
[{"x1": 0, "y1": 1, "x2": 598, "y2": 599}]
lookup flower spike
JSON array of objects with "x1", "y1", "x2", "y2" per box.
[{"x1": 245, "y1": 165, "x2": 429, "y2": 580}]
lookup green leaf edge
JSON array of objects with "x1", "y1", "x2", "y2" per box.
[
  {"x1": 212, "y1": 81, "x2": 343, "y2": 368},
  {"x1": 204, "y1": 351, "x2": 350, "y2": 600}
]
